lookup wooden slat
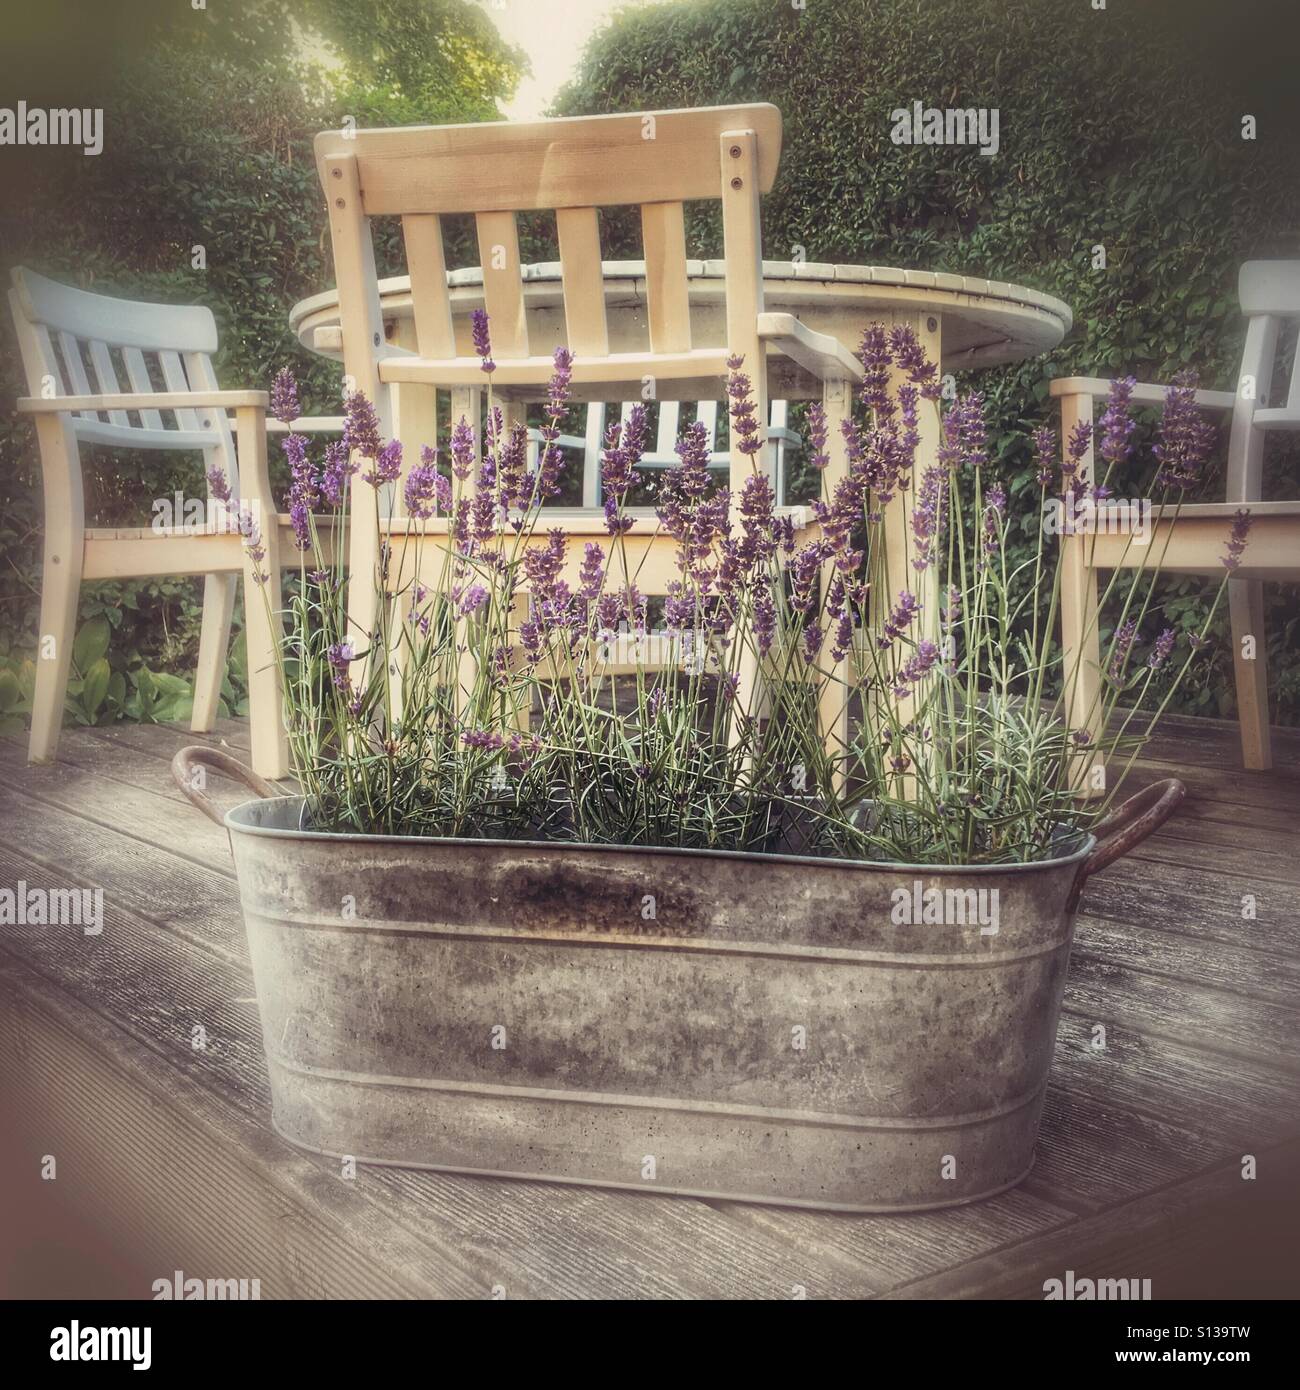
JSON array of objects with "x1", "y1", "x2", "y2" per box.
[
  {"x1": 475, "y1": 211, "x2": 529, "y2": 359},
  {"x1": 640, "y1": 202, "x2": 692, "y2": 353},
  {"x1": 85, "y1": 340, "x2": 129, "y2": 427},
  {"x1": 157, "y1": 350, "x2": 201, "y2": 432},
  {"x1": 402, "y1": 214, "x2": 456, "y2": 359},
  {"x1": 556, "y1": 207, "x2": 609, "y2": 356},
  {"x1": 56, "y1": 329, "x2": 96, "y2": 420},
  {"x1": 654, "y1": 401, "x2": 680, "y2": 455},
  {"x1": 318, "y1": 104, "x2": 783, "y2": 216},
  {"x1": 120, "y1": 347, "x2": 165, "y2": 430}
]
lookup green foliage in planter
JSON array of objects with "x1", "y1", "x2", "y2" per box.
[
  {"x1": 552, "y1": 0, "x2": 1300, "y2": 722},
  {"x1": 0, "y1": 0, "x2": 524, "y2": 733}
]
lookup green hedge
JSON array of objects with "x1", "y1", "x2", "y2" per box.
[{"x1": 553, "y1": 0, "x2": 1300, "y2": 722}]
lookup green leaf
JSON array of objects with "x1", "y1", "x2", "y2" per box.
[
  {"x1": 72, "y1": 617, "x2": 111, "y2": 673},
  {"x1": 82, "y1": 658, "x2": 111, "y2": 717},
  {"x1": 0, "y1": 670, "x2": 18, "y2": 712}
]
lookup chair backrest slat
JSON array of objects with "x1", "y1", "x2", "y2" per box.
[
  {"x1": 121, "y1": 347, "x2": 165, "y2": 430},
  {"x1": 556, "y1": 207, "x2": 610, "y2": 356},
  {"x1": 87, "y1": 339, "x2": 130, "y2": 427},
  {"x1": 475, "y1": 211, "x2": 529, "y2": 358},
  {"x1": 56, "y1": 330, "x2": 96, "y2": 419},
  {"x1": 654, "y1": 401, "x2": 680, "y2": 455},
  {"x1": 641, "y1": 202, "x2": 693, "y2": 353},
  {"x1": 157, "y1": 350, "x2": 201, "y2": 432},
  {"x1": 402, "y1": 215, "x2": 456, "y2": 358},
  {"x1": 316, "y1": 105, "x2": 781, "y2": 217},
  {"x1": 696, "y1": 400, "x2": 719, "y2": 449}
]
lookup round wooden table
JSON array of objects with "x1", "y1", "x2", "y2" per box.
[{"x1": 290, "y1": 258, "x2": 1072, "y2": 391}]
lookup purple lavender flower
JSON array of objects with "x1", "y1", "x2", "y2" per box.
[
  {"x1": 1154, "y1": 370, "x2": 1217, "y2": 490},
  {"x1": 1149, "y1": 627, "x2": 1175, "y2": 670},
  {"x1": 320, "y1": 440, "x2": 355, "y2": 507},
  {"x1": 533, "y1": 347, "x2": 574, "y2": 499},
  {"x1": 234, "y1": 507, "x2": 267, "y2": 583},
  {"x1": 404, "y1": 447, "x2": 450, "y2": 518},
  {"x1": 1222, "y1": 508, "x2": 1253, "y2": 571},
  {"x1": 888, "y1": 323, "x2": 941, "y2": 400},
  {"x1": 206, "y1": 466, "x2": 232, "y2": 505},
  {"x1": 326, "y1": 641, "x2": 354, "y2": 689},
  {"x1": 1109, "y1": 617, "x2": 1137, "y2": 681},
  {"x1": 365, "y1": 438, "x2": 402, "y2": 488},
  {"x1": 858, "y1": 323, "x2": 893, "y2": 416},
  {"x1": 806, "y1": 401, "x2": 830, "y2": 470},
  {"x1": 471, "y1": 309, "x2": 495, "y2": 373},
  {"x1": 912, "y1": 465, "x2": 946, "y2": 571},
  {"x1": 450, "y1": 416, "x2": 477, "y2": 481},
  {"x1": 601, "y1": 405, "x2": 647, "y2": 504},
  {"x1": 1032, "y1": 425, "x2": 1056, "y2": 487},
  {"x1": 343, "y1": 390, "x2": 382, "y2": 460},
  {"x1": 725, "y1": 355, "x2": 763, "y2": 458},
  {"x1": 458, "y1": 584, "x2": 489, "y2": 617},
  {"x1": 878, "y1": 590, "x2": 921, "y2": 649},
  {"x1": 281, "y1": 430, "x2": 320, "y2": 550},
  {"x1": 982, "y1": 481, "x2": 1006, "y2": 557},
  {"x1": 270, "y1": 368, "x2": 299, "y2": 426},
  {"x1": 578, "y1": 542, "x2": 604, "y2": 602},
  {"x1": 461, "y1": 729, "x2": 503, "y2": 750},
  {"x1": 1098, "y1": 375, "x2": 1137, "y2": 470},
  {"x1": 892, "y1": 639, "x2": 940, "y2": 699}
]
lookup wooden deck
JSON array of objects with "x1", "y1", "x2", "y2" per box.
[{"x1": 1, "y1": 713, "x2": 1297, "y2": 1299}]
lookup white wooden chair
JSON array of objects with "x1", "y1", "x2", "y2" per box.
[
  {"x1": 9, "y1": 268, "x2": 339, "y2": 777},
  {"x1": 314, "y1": 104, "x2": 861, "y2": 721},
  {"x1": 1054, "y1": 259, "x2": 1300, "y2": 775},
  {"x1": 529, "y1": 398, "x2": 802, "y2": 507}
]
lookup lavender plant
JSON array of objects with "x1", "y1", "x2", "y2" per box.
[{"x1": 229, "y1": 317, "x2": 1249, "y2": 864}]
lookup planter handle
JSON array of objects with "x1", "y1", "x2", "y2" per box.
[
  {"x1": 172, "y1": 745, "x2": 279, "y2": 826},
  {"x1": 1080, "y1": 778, "x2": 1186, "y2": 881}
]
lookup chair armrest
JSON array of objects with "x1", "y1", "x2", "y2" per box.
[
  {"x1": 18, "y1": 389, "x2": 269, "y2": 414},
  {"x1": 758, "y1": 313, "x2": 864, "y2": 384},
  {"x1": 266, "y1": 416, "x2": 347, "y2": 434},
  {"x1": 1048, "y1": 376, "x2": 1236, "y2": 412}
]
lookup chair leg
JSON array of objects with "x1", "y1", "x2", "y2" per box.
[
  {"x1": 29, "y1": 532, "x2": 83, "y2": 765},
  {"x1": 192, "y1": 572, "x2": 236, "y2": 733},
  {"x1": 234, "y1": 406, "x2": 289, "y2": 781},
  {"x1": 1229, "y1": 577, "x2": 1272, "y2": 771},
  {"x1": 1059, "y1": 532, "x2": 1104, "y2": 796}
]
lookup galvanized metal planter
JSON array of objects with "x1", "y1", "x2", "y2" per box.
[{"x1": 176, "y1": 746, "x2": 1183, "y2": 1213}]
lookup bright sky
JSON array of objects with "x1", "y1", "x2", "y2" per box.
[{"x1": 484, "y1": 0, "x2": 669, "y2": 120}]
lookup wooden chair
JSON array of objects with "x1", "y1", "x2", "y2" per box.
[
  {"x1": 1054, "y1": 259, "x2": 1300, "y2": 776},
  {"x1": 313, "y1": 104, "x2": 862, "y2": 720},
  {"x1": 9, "y1": 268, "x2": 339, "y2": 778},
  {"x1": 529, "y1": 398, "x2": 802, "y2": 507}
]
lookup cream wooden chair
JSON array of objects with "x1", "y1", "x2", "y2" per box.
[
  {"x1": 313, "y1": 104, "x2": 862, "y2": 721},
  {"x1": 1054, "y1": 259, "x2": 1300, "y2": 775},
  {"x1": 9, "y1": 268, "x2": 338, "y2": 778}
]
